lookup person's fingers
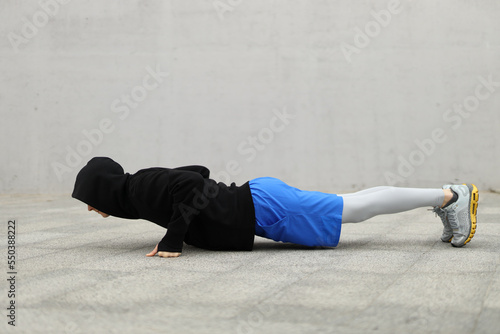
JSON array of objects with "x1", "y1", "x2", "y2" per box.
[
  {"x1": 158, "y1": 252, "x2": 181, "y2": 258},
  {"x1": 146, "y1": 244, "x2": 159, "y2": 257}
]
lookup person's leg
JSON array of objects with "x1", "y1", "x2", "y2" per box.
[
  {"x1": 339, "y1": 184, "x2": 479, "y2": 247},
  {"x1": 338, "y1": 186, "x2": 392, "y2": 198},
  {"x1": 340, "y1": 186, "x2": 447, "y2": 223}
]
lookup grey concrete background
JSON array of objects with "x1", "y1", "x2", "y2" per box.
[
  {"x1": 1, "y1": 0, "x2": 500, "y2": 193},
  {"x1": 0, "y1": 191, "x2": 499, "y2": 334}
]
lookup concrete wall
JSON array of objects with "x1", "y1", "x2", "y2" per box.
[{"x1": 1, "y1": 0, "x2": 499, "y2": 194}]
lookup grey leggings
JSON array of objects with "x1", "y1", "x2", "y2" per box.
[{"x1": 339, "y1": 186, "x2": 445, "y2": 223}]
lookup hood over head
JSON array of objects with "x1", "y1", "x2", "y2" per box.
[{"x1": 72, "y1": 157, "x2": 139, "y2": 219}]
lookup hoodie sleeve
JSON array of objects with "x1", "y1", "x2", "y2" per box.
[
  {"x1": 173, "y1": 165, "x2": 210, "y2": 179},
  {"x1": 157, "y1": 172, "x2": 205, "y2": 252}
]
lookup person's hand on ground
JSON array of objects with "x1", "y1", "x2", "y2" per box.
[
  {"x1": 158, "y1": 251, "x2": 181, "y2": 258},
  {"x1": 146, "y1": 244, "x2": 181, "y2": 258}
]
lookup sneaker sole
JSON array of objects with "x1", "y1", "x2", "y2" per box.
[{"x1": 452, "y1": 183, "x2": 478, "y2": 247}]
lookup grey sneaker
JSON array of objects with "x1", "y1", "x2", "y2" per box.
[
  {"x1": 442, "y1": 184, "x2": 479, "y2": 247},
  {"x1": 433, "y1": 185, "x2": 453, "y2": 242},
  {"x1": 432, "y1": 206, "x2": 453, "y2": 242}
]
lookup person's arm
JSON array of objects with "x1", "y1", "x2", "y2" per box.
[
  {"x1": 151, "y1": 172, "x2": 204, "y2": 256},
  {"x1": 173, "y1": 166, "x2": 210, "y2": 179}
]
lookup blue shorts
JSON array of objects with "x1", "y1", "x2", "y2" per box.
[{"x1": 249, "y1": 177, "x2": 343, "y2": 247}]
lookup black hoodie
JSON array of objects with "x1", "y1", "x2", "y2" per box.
[{"x1": 72, "y1": 157, "x2": 256, "y2": 253}]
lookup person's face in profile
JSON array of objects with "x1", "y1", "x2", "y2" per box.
[{"x1": 87, "y1": 205, "x2": 110, "y2": 218}]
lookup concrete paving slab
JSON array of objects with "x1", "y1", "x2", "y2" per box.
[{"x1": 0, "y1": 192, "x2": 499, "y2": 334}]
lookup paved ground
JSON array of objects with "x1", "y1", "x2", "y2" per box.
[{"x1": 0, "y1": 191, "x2": 499, "y2": 334}]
